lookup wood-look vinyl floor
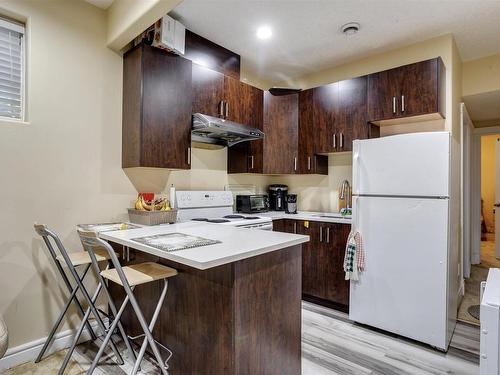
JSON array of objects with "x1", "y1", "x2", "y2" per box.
[{"x1": 2, "y1": 302, "x2": 480, "y2": 375}]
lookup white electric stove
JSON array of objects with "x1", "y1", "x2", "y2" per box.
[{"x1": 175, "y1": 191, "x2": 273, "y2": 230}]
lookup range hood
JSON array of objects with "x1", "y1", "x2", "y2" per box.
[{"x1": 192, "y1": 113, "x2": 264, "y2": 148}]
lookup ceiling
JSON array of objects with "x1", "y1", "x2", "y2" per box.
[
  {"x1": 463, "y1": 91, "x2": 500, "y2": 126},
  {"x1": 171, "y1": 0, "x2": 500, "y2": 84},
  {"x1": 85, "y1": 0, "x2": 114, "y2": 10}
]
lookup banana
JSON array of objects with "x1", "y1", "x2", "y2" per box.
[
  {"x1": 135, "y1": 197, "x2": 145, "y2": 210},
  {"x1": 140, "y1": 196, "x2": 154, "y2": 211}
]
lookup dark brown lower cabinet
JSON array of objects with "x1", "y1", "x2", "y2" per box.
[{"x1": 273, "y1": 219, "x2": 351, "y2": 311}]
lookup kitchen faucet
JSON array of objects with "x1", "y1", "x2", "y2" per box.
[{"x1": 339, "y1": 179, "x2": 351, "y2": 210}]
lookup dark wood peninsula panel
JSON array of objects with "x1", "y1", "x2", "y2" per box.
[{"x1": 108, "y1": 243, "x2": 302, "y2": 375}]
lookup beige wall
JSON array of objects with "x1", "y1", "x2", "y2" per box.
[
  {"x1": 481, "y1": 134, "x2": 499, "y2": 232},
  {"x1": 0, "y1": 0, "x2": 138, "y2": 349},
  {"x1": 463, "y1": 53, "x2": 500, "y2": 97}
]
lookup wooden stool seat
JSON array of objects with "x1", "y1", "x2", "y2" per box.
[
  {"x1": 101, "y1": 262, "x2": 177, "y2": 287},
  {"x1": 56, "y1": 247, "x2": 111, "y2": 267}
]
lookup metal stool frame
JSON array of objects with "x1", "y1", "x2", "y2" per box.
[
  {"x1": 78, "y1": 230, "x2": 170, "y2": 375},
  {"x1": 33, "y1": 224, "x2": 126, "y2": 374}
]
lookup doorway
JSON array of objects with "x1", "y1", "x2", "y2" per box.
[{"x1": 459, "y1": 124, "x2": 500, "y2": 325}]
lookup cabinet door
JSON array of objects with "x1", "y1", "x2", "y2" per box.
[
  {"x1": 367, "y1": 67, "x2": 399, "y2": 122},
  {"x1": 192, "y1": 63, "x2": 224, "y2": 117},
  {"x1": 337, "y1": 76, "x2": 369, "y2": 152},
  {"x1": 297, "y1": 221, "x2": 315, "y2": 297},
  {"x1": 225, "y1": 77, "x2": 264, "y2": 173},
  {"x1": 301, "y1": 221, "x2": 326, "y2": 299},
  {"x1": 313, "y1": 83, "x2": 338, "y2": 153},
  {"x1": 298, "y1": 90, "x2": 328, "y2": 174},
  {"x1": 263, "y1": 92, "x2": 298, "y2": 174},
  {"x1": 323, "y1": 224, "x2": 350, "y2": 307},
  {"x1": 140, "y1": 45, "x2": 192, "y2": 169},
  {"x1": 398, "y1": 58, "x2": 440, "y2": 118},
  {"x1": 273, "y1": 219, "x2": 297, "y2": 233}
]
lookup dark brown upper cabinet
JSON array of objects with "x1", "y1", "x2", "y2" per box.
[
  {"x1": 261, "y1": 92, "x2": 298, "y2": 174},
  {"x1": 367, "y1": 57, "x2": 446, "y2": 125},
  {"x1": 298, "y1": 89, "x2": 328, "y2": 174},
  {"x1": 122, "y1": 44, "x2": 192, "y2": 169},
  {"x1": 314, "y1": 76, "x2": 372, "y2": 153},
  {"x1": 229, "y1": 91, "x2": 328, "y2": 175}
]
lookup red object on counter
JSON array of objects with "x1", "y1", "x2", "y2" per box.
[{"x1": 138, "y1": 192, "x2": 154, "y2": 202}]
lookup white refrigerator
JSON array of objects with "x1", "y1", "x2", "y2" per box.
[{"x1": 350, "y1": 131, "x2": 458, "y2": 351}]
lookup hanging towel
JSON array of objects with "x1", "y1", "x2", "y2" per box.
[{"x1": 343, "y1": 230, "x2": 365, "y2": 281}]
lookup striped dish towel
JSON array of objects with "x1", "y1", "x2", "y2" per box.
[{"x1": 343, "y1": 230, "x2": 365, "y2": 280}]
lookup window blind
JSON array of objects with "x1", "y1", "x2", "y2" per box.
[{"x1": 0, "y1": 18, "x2": 24, "y2": 120}]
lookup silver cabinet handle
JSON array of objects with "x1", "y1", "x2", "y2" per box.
[
  {"x1": 294, "y1": 156, "x2": 297, "y2": 171},
  {"x1": 319, "y1": 226, "x2": 323, "y2": 242},
  {"x1": 401, "y1": 95, "x2": 405, "y2": 112},
  {"x1": 392, "y1": 96, "x2": 396, "y2": 114},
  {"x1": 249, "y1": 155, "x2": 254, "y2": 170},
  {"x1": 224, "y1": 101, "x2": 229, "y2": 118},
  {"x1": 333, "y1": 133, "x2": 336, "y2": 148},
  {"x1": 293, "y1": 222, "x2": 297, "y2": 234},
  {"x1": 122, "y1": 246, "x2": 125, "y2": 260},
  {"x1": 326, "y1": 227, "x2": 330, "y2": 243},
  {"x1": 218, "y1": 101, "x2": 224, "y2": 117},
  {"x1": 187, "y1": 147, "x2": 191, "y2": 165},
  {"x1": 340, "y1": 133, "x2": 343, "y2": 149},
  {"x1": 307, "y1": 156, "x2": 311, "y2": 170}
]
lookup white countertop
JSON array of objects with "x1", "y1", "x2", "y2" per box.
[
  {"x1": 260, "y1": 211, "x2": 352, "y2": 224},
  {"x1": 99, "y1": 221, "x2": 309, "y2": 270}
]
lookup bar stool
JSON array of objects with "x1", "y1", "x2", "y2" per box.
[
  {"x1": 77, "y1": 229, "x2": 177, "y2": 375},
  {"x1": 33, "y1": 224, "x2": 133, "y2": 374}
]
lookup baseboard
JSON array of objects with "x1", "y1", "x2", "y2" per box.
[{"x1": 0, "y1": 318, "x2": 107, "y2": 372}]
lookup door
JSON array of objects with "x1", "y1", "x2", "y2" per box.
[
  {"x1": 301, "y1": 221, "x2": 323, "y2": 298},
  {"x1": 367, "y1": 67, "x2": 399, "y2": 121},
  {"x1": 495, "y1": 139, "x2": 500, "y2": 259},
  {"x1": 263, "y1": 92, "x2": 298, "y2": 174},
  {"x1": 337, "y1": 76, "x2": 368, "y2": 152},
  {"x1": 323, "y1": 223, "x2": 350, "y2": 306},
  {"x1": 398, "y1": 59, "x2": 439, "y2": 118},
  {"x1": 298, "y1": 89, "x2": 328, "y2": 174},
  {"x1": 192, "y1": 64, "x2": 224, "y2": 117},
  {"x1": 225, "y1": 77, "x2": 263, "y2": 173},
  {"x1": 353, "y1": 132, "x2": 450, "y2": 197},
  {"x1": 314, "y1": 83, "x2": 338, "y2": 153},
  {"x1": 141, "y1": 45, "x2": 192, "y2": 169},
  {"x1": 350, "y1": 196, "x2": 449, "y2": 349}
]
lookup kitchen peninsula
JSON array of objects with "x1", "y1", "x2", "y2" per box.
[{"x1": 100, "y1": 222, "x2": 308, "y2": 375}]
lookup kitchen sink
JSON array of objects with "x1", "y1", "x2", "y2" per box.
[{"x1": 312, "y1": 213, "x2": 351, "y2": 219}]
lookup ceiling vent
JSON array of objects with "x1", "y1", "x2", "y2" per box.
[{"x1": 341, "y1": 22, "x2": 360, "y2": 36}]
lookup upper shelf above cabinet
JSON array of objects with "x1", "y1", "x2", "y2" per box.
[
  {"x1": 367, "y1": 57, "x2": 446, "y2": 126},
  {"x1": 122, "y1": 44, "x2": 193, "y2": 169}
]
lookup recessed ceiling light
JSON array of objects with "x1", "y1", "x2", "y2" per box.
[
  {"x1": 341, "y1": 22, "x2": 360, "y2": 36},
  {"x1": 256, "y1": 26, "x2": 272, "y2": 40}
]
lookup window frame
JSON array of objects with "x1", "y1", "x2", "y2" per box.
[{"x1": 0, "y1": 17, "x2": 26, "y2": 123}]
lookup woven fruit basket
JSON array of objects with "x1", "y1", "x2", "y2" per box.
[{"x1": 127, "y1": 208, "x2": 178, "y2": 226}]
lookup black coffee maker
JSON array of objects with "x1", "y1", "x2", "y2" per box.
[{"x1": 268, "y1": 184, "x2": 288, "y2": 211}]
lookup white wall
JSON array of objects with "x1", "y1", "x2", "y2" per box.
[{"x1": 0, "y1": 0, "x2": 137, "y2": 349}]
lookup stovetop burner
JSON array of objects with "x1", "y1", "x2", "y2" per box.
[
  {"x1": 207, "y1": 219, "x2": 231, "y2": 223},
  {"x1": 223, "y1": 214, "x2": 245, "y2": 219},
  {"x1": 244, "y1": 216, "x2": 260, "y2": 220},
  {"x1": 192, "y1": 218, "x2": 208, "y2": 221}
]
